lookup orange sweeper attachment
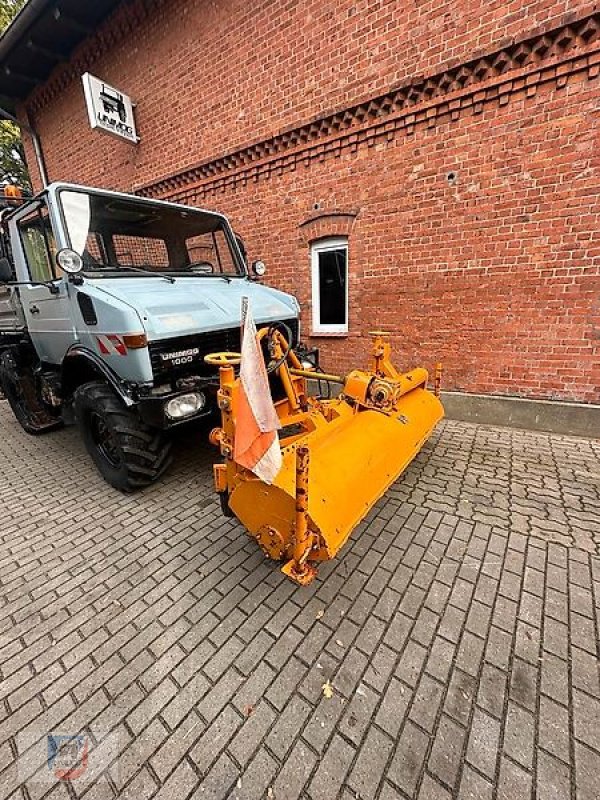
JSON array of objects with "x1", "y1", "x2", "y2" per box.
[{"x1": 205, "y1": 328, "x2": 444, "y2": 585}]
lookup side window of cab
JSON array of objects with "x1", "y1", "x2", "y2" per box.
[{"x1": 17, "y1": 203, "x2": 57, "y2": 282}]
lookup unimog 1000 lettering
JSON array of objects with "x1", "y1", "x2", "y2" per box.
[{"x1": 0, "y1": 183, "x2": 300, "y2": 491}]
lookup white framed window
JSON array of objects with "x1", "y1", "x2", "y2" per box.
[{"x1": 311, "y1": 237, "x2": 348, "y2": 334}]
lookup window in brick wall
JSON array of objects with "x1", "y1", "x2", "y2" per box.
[{"x1": 311, "y1": 237, "x2": 348, "y2": 334}]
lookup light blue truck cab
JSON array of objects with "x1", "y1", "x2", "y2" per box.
[{"x1": 0, "y1": 183, "x2": 300, "y2": 491}]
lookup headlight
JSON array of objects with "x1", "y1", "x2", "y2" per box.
[
  {"x1": 56, "y1": 248, "x2": 83, "y2": 274},
  {"x1": 165, "y1": 392, "x2": 206, "y2": 420}
]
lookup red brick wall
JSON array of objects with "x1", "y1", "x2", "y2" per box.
[{"x1": 20, "y1": 1, "x2": 600, "y2": 402}]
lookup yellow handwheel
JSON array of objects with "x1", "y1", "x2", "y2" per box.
[{"x1": 204, "y1": 352, "x2": 242, "y2": 366}]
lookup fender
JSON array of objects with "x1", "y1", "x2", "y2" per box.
[{"x1": 62, "y1": 345, "x2": 135, "y2": 407}]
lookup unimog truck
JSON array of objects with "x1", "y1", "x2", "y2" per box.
[{"x1": 0, "y1": 183, "x2": 300, "y2": 491}]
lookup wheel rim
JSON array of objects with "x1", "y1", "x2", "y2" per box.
[{"x1": 90, "y1": 412, "x2": 122, "y2": 468}]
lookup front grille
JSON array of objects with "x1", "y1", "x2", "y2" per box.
[{"x1": 149, "y1": 318, "x2": 299, "y2": 383}]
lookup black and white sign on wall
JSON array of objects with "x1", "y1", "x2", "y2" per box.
[{"x1": 82, "y1": 73, "x2": 139, "y2": 144}]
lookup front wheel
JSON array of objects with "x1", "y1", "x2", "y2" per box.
[{"x1": 74, "y1": 381, "x2": 172, "y2": 492}]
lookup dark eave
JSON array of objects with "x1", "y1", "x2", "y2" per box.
[{"x1": 0, "y1": 0, "x2": 124, "y2": 113}]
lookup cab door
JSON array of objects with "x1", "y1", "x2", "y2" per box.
[{"x1": 13, "y1": 201, "x2": 77, "y2": 365}]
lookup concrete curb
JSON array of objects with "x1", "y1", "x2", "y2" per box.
[{"x1": 441, "y1": 391, "x2": 600, "y2": 438}]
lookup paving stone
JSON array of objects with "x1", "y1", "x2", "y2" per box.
[
  {"x1": 378, "y1": 781, "x2": 404, "y2": 800},
  {"x1": 428, "y1": 713, "x2": 466, "y2": 790},
  {"x1": 160, "y1": 672, "x2": 211, "y2": 731},
  {"x1": 572, "y1": 689, "x2": 600, "y2": 752},
  {"x1": 539, "y1": 695, "x2": 571, "y2": 763},
  {"x1": 536, "y1": 749, "x2": 571, "y2": 800},
  {"x1": 570, "y1": 646, "x2": 600, "y2": 698},
  {"x1": 333, "y1": 647, "x2": 369, "y2": 698},
  {"x1": 503, "y1": 701, "x2": 535, "y2": 769},
  {"x1": 466, "y1": 708, "x2": 501, "y2": 779},
  {"x1": 150, "y1": 754, "x2": 200, "y2": 799},
  {"x1": 458, "y1": 764, "x2": 494, "y2": 800},
  {"x1": 189, "y1": 704, "x2": 243, "y2": 775},
  {"x1": 574, "y1": 741, "x2": 600, "y2": 800},
  {"x1": 338, "y1": 682, "x2": 379, "y2": 746},
  {"x1": 150, "y1": 711, "x2": 205, "y2": 783},
  {"x1": 485, "y1": 625, "x2": 513, "y2": 671},
  {"x1": 308, "y1": 734, "x2": 355, "y2": 800},
  {"x1": 271, "y1": 740, "x2": 317, "y2": 800},
  {"x1": 540, "y1": 651, "x2": 570, "y2": 707},
  {"x1": 232, "y1": 661, "x2": 276, "y2": 714},
  {"x1": 363, "y1": 642, "x2": 397, "y2": 692},
  {"x1": 265, "y1": 694, "x2": 312, "y2": 760},
  {"x1": 376, "y1": 677, "x2": 411, "y2": 738},
  {"x1": 466, "y1": 599, "x2": 493, "y2": 639},
  {"x1": 509, "y1": 658, "x2": 538, "y2": 713},
  {"x1": 570, "y1": 611, "x2": 597, "y2": 656},
  {"x1": 348, "y1": 727, "x2": 394, "y2": 800},
  {"x1": 192, "y1": 752, "x2": 238, "y2": 799},
  {"x1": 126, "y1": 677, "x2": 179, "y2": 735},
  {"x1": 228, "y1": 702, "x2": 277, "y2": 768},
  {"x1": 438, "y1": 603, "x2": 467, "y2": 644},
  {"x1": 232, "y1": 749, "x2": 277, "y2": 800},
  {"x1": 396, "y1": 639, "x2": 427, "y2": 688},
  {"x1": 408, "y1": 673, "x2": 444, "y2": 733},
  {"x1": 383, "y1": 612, "x2": 412, "y2": 652},
  {"x1": 265, "y1": 656, "x2": 308, "y2": 711},
  {"x1": 477, "y1": 662, "x2": 508, "y2": 719},
  {"x1": 443, "y1": 668, "x2": 477, "y2": 727},
  {"x1": 411, "y1": 607, "x2": 440, "y2": 648},
  {"x1": 497, "y1": 757, "x2": 533, "y2": 800},
  {"x1": 417, "y1": 773, "x2": 452, "y2": 799},
  {"x1": 115, "y1": 717, "x2": 169, "y2": 788},
  {"x1": 543, "y1": 617, "x2": 569, "y2": 660},
  {"x1": 303, "y1": 693, "x2": 346, "y2": 755},
  {"x1": 196, "y1": 669, "x2": 244, "y2": 723},
  {"x1": 388, "y1": 720, "x2": 430, "y2": 796}
]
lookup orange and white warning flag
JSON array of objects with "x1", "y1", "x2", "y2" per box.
[{"x1": 234, "y1": 302, "x2": 282, "y2": 484}]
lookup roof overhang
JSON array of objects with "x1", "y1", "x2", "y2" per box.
[{"x1": 0, "y1": 0, "x2": 124, "y2": 113}]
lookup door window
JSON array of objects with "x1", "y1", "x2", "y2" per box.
[{"x1": 17, "y1": 204, "x2": 57, "y2": 282}]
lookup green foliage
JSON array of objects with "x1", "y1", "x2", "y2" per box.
[
  {"x1": 0, "y1": 0, "x2": 25, "y2": 32},
  {"x1": 0, "y1": 122, "x2": 30, "y2": 188},
  {"x1": 0, "y1": 0, "x2": 30, "y2": 191}
]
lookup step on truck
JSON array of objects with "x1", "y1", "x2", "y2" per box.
[{"x1": 0, "y1": 183, "x2": 300, "y2": 491}]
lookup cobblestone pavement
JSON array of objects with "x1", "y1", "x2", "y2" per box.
[{"x1": 0, "y1": 401, "x2": 599, "y2": 800}]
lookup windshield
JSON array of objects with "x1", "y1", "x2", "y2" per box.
[{"x1": 58, "y1": 189, "x2": 244, "y2": 277}]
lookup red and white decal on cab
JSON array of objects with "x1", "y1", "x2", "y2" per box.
[{"x1": 96, "y1": 335, "x2": 128, "y2": 356}]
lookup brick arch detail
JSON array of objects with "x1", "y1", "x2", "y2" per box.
[{"x1": 298, "y1": 210, "x2": 359, "y2": 244}]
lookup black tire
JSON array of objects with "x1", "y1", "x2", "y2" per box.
[
  {"x1": 73, "y1": 381, "x2": 172, "y2": 492},
  {"x1": 0, "y1": 351, "x2": 63, "y2": 435}
]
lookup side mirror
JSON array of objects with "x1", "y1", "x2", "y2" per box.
[
  {"x1": 0, "y1": 257, "x2": 13, "y2": 283},
  {"x1": 251, "y1": 260, "x2": 266, "y2": 277}
]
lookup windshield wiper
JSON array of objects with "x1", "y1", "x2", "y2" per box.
[{"x1": 116, "y1": 264, "x2": 176, "y2": 283}]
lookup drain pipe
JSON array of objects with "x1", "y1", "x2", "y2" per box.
[{"x1": 0, "y1": 105, "x2": 49, "y2": 189}]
